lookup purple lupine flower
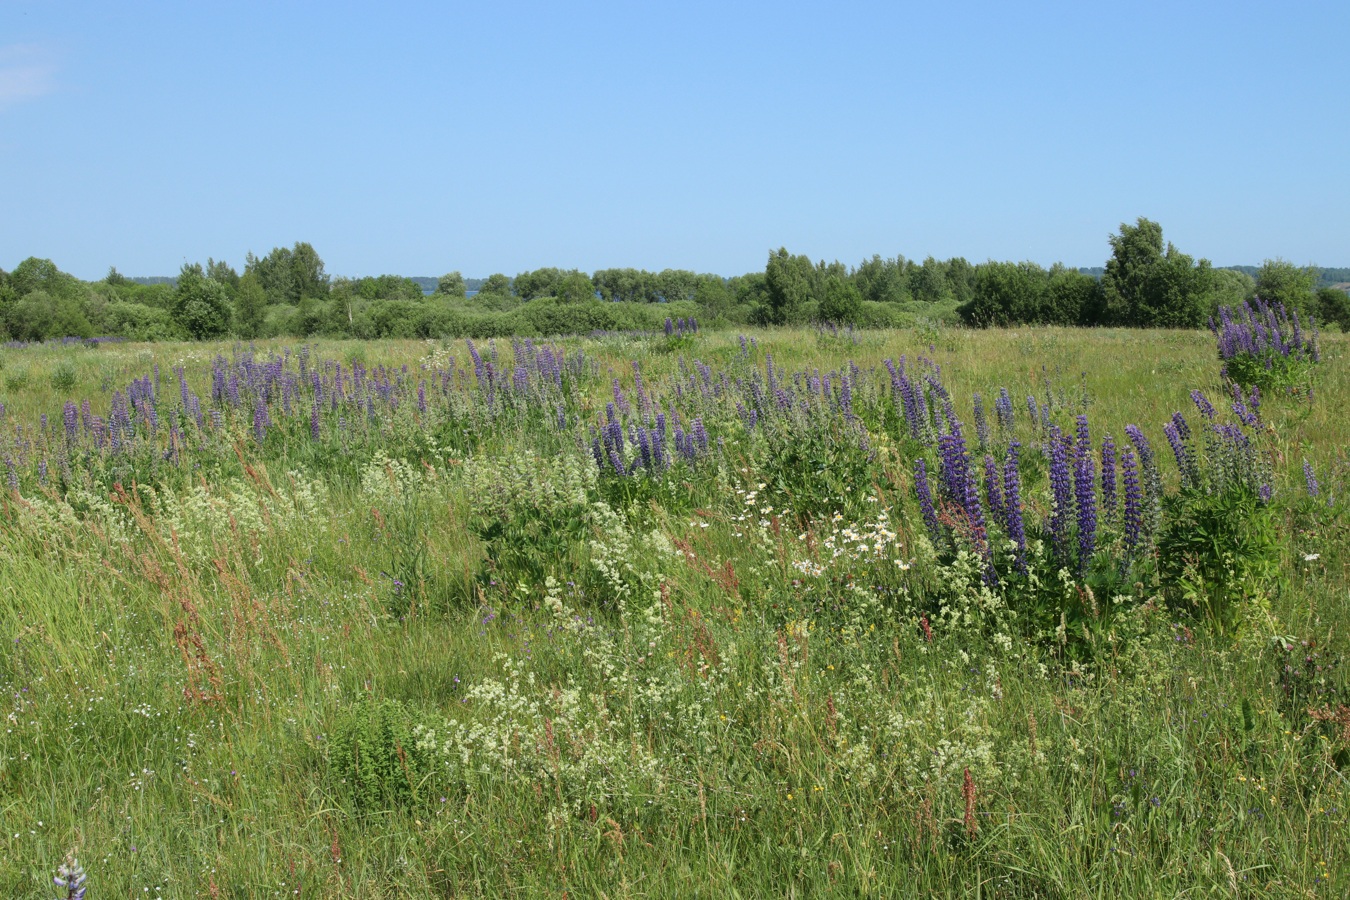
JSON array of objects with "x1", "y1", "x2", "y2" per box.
[
  {"x1": 63, "y1": 401, "x2": 78, "y2": 445},
  {"x1": 1046, "y1": 426, "x2": 1074, "y2": 568},
  {"x1": 995, "y1": 388, "x2": 1014, "y2": 431},
  {"x1": 4, "y1": 456, "x2": 16, "y2": 492},
  {"x1": 962, "y1": 462, "x2": 995, "y2": 580},
  {"x1": 1190, "y1": 389, "x2": 1216, "y2": 420},
  {"x1": 691, "y1": 417, "x2": 709, "y2": 452},
  {"x1": 937, "y1": 431, "x2": 970, "y2": 507},
  {"x1": 1304, "y1": 460, "x2": 1320, "y2": 498},
  {"x1": 54, "y1": 853, "x2": 87, "y2": 900},
  {"x1": 607, "y1": 445, "x2": 627, "y2": 476},
  {"x1": 1003, "y1": 442, "x2": 1027, "y2": 574},
  {"x1": 913, "y1": 458, "x2": 944, "y2": 548},
  {"x1": 984, "y1": 453, "x2": 1004, "y2": 525},
  {"x1": 1121, "y1": 445, "x2": 1143, "y2": 557},
  {"x1": 1163, "y1": 416, "x2": 1197, "y2": 490},
  {"x1": 253, "y1": 403, "x2": 269, "y2": 443},
  {"x1": 636, "y1": 425, "x2": 653, "y2": 470},
  {"x1": 1100, "y1": 434, "x2": 1117, "y2": 526},
  {"x1": 973, "y1": 393, "x2": 990, "y2": 449},
  {"x1": 1073, "y1": 418, "x2": 1097, "y2": 576},
  {"x1": 1124, "y1": 424, "x2": 1160, "y2": 531},
  {"x1": 310, "y1": 400, "x2": 321, "y2": 440}
]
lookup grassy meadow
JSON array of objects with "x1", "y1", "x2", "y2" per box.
[{"x1": 1, "y1": 324, "x2": 1348, "y2": 897}]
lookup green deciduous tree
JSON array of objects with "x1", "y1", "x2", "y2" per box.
[
  {"x1": 436, "y1": 272, "x2": 466, "y2": 298},
  {"x1": 960, "y1": 261, "x2": 1048, "y2": 327},
  {"x1": 818, "y1": 275, "x2": 863, "y2": 324},
  {"x1": 594, "y1": 268, "x2": 657, "y2": 303},
  {"x1": 9, "y1": 257, "x2": 83, "y2": 301},
  {"x1": 244, "y1": 242, "x2": 328, "y2": 304},
  {"x1": 763, "y1": 248, "x2": 815, "y2": 325},
  {"x1": 234, "y1": 271, "x2": 268, "y2": 339},
  {"x1": 556, "y1": 271, "x2": 597, "y2": 304},
  {"x1": 1254, "y1": 258, "x2": 1318, "y2": 316},
  {"x1": 173, "y1": 263, "x2": 233, "y2": 340},
  {"x1": 852, "y1": 255, "x2": 909, "y2": 304},
  {"x1": 1316, "y1": 286, "x2": 1350, "y2": 330},
  {"x1": 1208, "y1": 269, "x2": 1256, "y2": 318},
  {"x1": 654, "y1": 269, "x2": 699, "y2": 304},
  {"x1": 479, "y1": 273, "x2": 512, "y2": 296},
  {"x1": 1103, "y1": 218, "x2": 1213, "y2": 327},
  {"x1": 909, "y1": 256, "x2": 950, "y2": 304},
  {"x1": 514, "y1": 268, "x2": 573, "y2": 300}
]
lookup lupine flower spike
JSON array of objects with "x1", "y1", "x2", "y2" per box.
[{"x1": 54, "y1": 853, "x2": 87, "y2": 900}]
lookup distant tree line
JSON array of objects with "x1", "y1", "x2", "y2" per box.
[{"x1": 1, "y1": 222, "x2": 1347, "y2": 343}]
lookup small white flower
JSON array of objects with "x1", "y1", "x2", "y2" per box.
[{"x1": 1304, "y1": 553, "x2": 1320, "y2": 561}]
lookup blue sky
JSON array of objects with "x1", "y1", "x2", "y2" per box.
[{"x1": 2, "y1": 1, "x2": 1346, "y2": 280}]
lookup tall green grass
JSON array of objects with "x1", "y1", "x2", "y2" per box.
[{"x1": 0, "y1": 325, "x2": 1346, "y2": 897}]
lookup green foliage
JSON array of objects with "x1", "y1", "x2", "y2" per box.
[
  {"x1": 435, "y1": 271, "x2": 466, "y2": 298},
  {"x1": 1103, "y1": 218, "x2": 1215, "y2": 327},
  {"x1": 49, "y1": 360, "x2": 77, "y2": 392},
  {"x1": 328, "y1": 697, "x2": 433, "y2": 813},
  {"x1": 1318, "y1": 286, "x2": 1350, "y2": 330},
  {"x1": 817, "y1": 275, "x2": 863, "y2": 324},
  {"x1": 1223, "y1": 350, "x2": 1316, "y2": 393},
  {"x1": 9, "y1": 257, "x2": 83, "y2": 301},
  {"x1": 513, "y1": 267, "x2": 576, "y2": 300},
  {"x1": 763, "y1": 247, "x2": 816, "y2": 325},
  {"x1": 2, "y1": 290, "x2": 94, "y2": 341},
  {"x1": 555, "y1": 271, "x2": 597, "y2": 304},
  {"x1": 243, "y1": 241, "x2": 328, "y2": 304},
  {"x1": 478, "y1": 273, "x2": 512, "y2": 297},
  {"x1": 960, "y1": 261, "x2": 1048, "y2": 327},
  {"x1": 233, "y1": 271, "x2": 268, "y2": 339},
  {"x1": 760, "y1": 420, "x2": 876, "y2": 523},
  {"x1": 853, "y1": 254, "x2": 910, "y2": 304},
  {"x1": 99, "y1": 302, "x2": 180, "y2": 341},
  {"x1": 1156, "y1": 487, "x2": 1280, "y2": 633},
  {"x1": 593, "y1": 267, "x2": 657, "y2": 303},
  {"x1": 1255, "y1": 258, "x2": 1318, "y2": 316},
  {"x1": 1208, "y1": 268, "x2": 1256, "y2": 317},
  {"x1": 172, "y1": 264, "x2": 233, "y2": 340}
]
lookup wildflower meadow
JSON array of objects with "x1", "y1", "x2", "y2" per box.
[{"x1": 1, "y1": 320, "x2": 1347, "y2": 897}]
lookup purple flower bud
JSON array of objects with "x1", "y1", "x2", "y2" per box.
[
  {"x1": 913, "y1": 458, "x2": 942, "y2": 548},
  {"x1": 1003, "y1": 442, "x2": 1027, "y2": 575},
  {"x1": 1303, "y1": 460, "x2": 1320, "y2": 498}
]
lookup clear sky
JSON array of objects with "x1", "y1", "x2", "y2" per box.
[{"x1": 2, "y1": 1, "x2": 1347, "y2": 280}]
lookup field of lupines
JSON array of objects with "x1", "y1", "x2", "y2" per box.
[{"x1": 1, "y1": 316, "x2": 1348, "y2": 897}]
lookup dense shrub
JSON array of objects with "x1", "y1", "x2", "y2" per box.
[{"x1": 328, "y1": 698, "x2": 433, "y2": 813}]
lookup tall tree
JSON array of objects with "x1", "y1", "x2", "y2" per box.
[
  {"x1": 763, "y1": 248, "x2": 816, "y2": 325},
  {"x1": 479, "y1": 273, "x2": 512, "y2": 296},
  {"x1": 1103, "y1": 218, "x2": 1213, "y2": 327},
  {"x1": 1254, "y1": 258, "x2": 1318, "y2": 315},
  {"x1": 556, "y1": 271, "x2": 597, "y2": 304},
  {"x1": 173, "y1": 263, "x2": 233, "y2": 339},
  {"x1": 234, "y1": 271, "x2": 268, "y2": 339},
  {"x1": 436, "y1": 272, "x2": 467, "y2": 298},
  {"x1": 244, "y1": 242, "x2": 327, "y2": 304}
]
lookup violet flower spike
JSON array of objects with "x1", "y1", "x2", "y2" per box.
[{"x1": 54, "y1": 853, "x2": 87, "y2": 900}]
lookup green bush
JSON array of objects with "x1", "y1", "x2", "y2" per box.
[
  {"x1": 328, "y1": 697, "x2": 432, "y2": 813},
  {"x1": 50, "y1": 360, "x2": 77, "y2": 392},
  {"x1": 1156, "y1": 487, "x2": 1280, "y2": 633}
]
